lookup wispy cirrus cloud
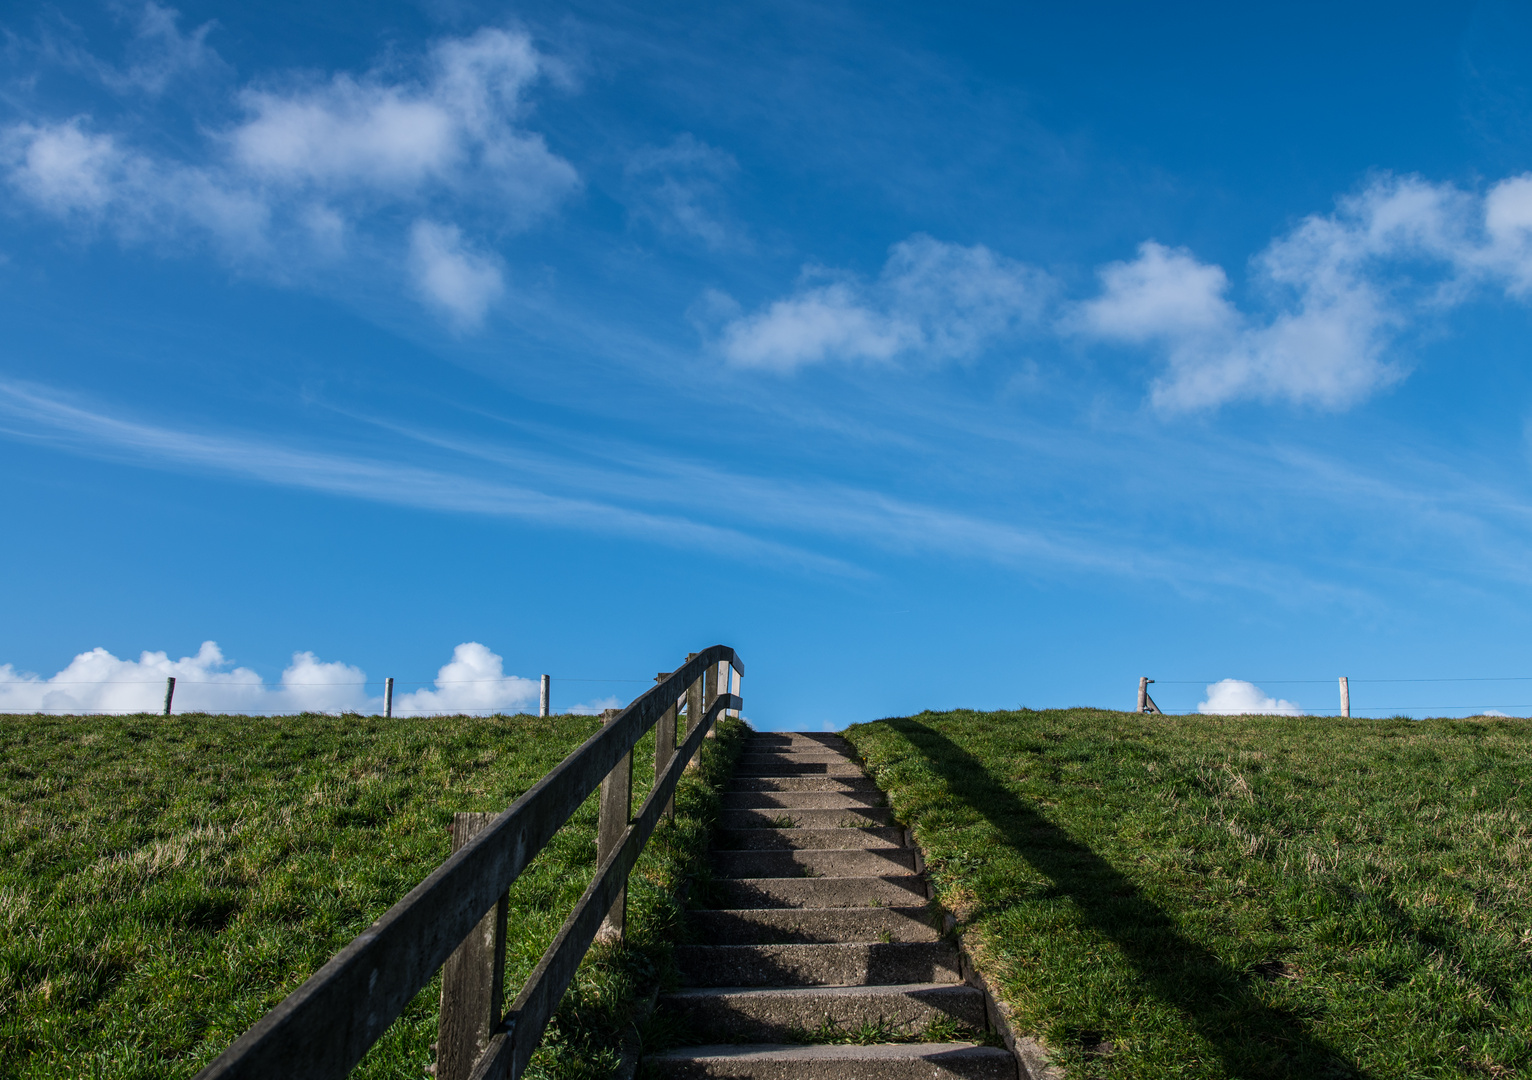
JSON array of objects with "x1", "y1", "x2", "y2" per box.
[
  {"x1": 624, "y1": 133, "x2": 745, "y2": 250},
  {"x1": 0, "y1": 380, "x2": 858, "y2": 578}
]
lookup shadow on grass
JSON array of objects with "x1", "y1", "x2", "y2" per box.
[{"x1": 888, "y1": 718, "x2": 1370, "y2": 1079}]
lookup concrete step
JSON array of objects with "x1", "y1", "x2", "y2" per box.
[
  {"x1": 707, "y1": 875, "x2": 927, "y2": 909},
  {"x1": 739, "y1": 752, "x2": 858, "y2": 766},
  {"x1": 647, "y1": 1042, "x2": 1016, "y2": 1080},
  {"x1": 676, "y1": 941, "x2": 961, "y2": 987},
  {"x1": 722, "y1": 791, "x2": 885, "y2": 810},
  {"x1": 719, "y1": 807, "x2": 894, "y2": 830},
  {"x1": 746, "y1": 734, "x2": 851, "y2": 748},
  {"x1": 713, "y1": 848, "x2": 917, "y2": 879},
  {"x1": 735, "y1": 764, "x2": 868, "y2": 777},
  {"x1": 687, "y1": 906, "x2": 941, "y2": 945},
  {"x1": 730, "y1": 776, "x2": 880, "y2": 793},
  {"x1": 659, "y1": 983, "x2": 987, "y2": 1042},
  {"x1": 715, "y1": 827, "x2": 905, "y2": 851}
]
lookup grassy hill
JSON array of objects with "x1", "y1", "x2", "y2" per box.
[
  {"x1": 0, "y1": 710, "x2": 745, "y2": 1079},
  {"x1": 843, "y1": 709, "x2": 1531, "y2": 1080}
]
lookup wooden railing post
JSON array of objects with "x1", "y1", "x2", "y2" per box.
[
  {"x1": 596, "y1": 710, "x2": 632, "y2": 942},
  {"x1": 703, "y1": 662, "x2": 719, "y2": 739},
  {"x1": 654, "y1": 672, "x2": 677, "y2": 821},
  {"x1": 436, "y1": 813, "x2": 508, "y2": 1080},
  {"x1": 685, "y1": 652, "x2": 703, "y2": 738}
]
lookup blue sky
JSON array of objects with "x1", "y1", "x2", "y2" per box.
[{"x1": 6, "y1": 0, "x2": 1532, "y2": 726}]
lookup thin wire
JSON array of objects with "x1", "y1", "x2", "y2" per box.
[
  {"x1": 6, "y1": 677, "x2": 644, "y2": 687},
  {"x1": 1157, "y1": 676, "x2": 1532, "y2": 685}
]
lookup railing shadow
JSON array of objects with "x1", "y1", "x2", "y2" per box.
[{"x1": 884, "y1": 717, "x2": 1371, "y2": 1079}]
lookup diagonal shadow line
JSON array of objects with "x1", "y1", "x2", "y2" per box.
[{"x1": 885, "y1": 718, "x2": 1373, "y2": 1079}]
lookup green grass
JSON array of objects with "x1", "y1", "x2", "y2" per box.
[
  {"x1": 842, "y1": 709, "x2": 1532, "y2": 1080},
  {"x1": 0, "y1": 710, "x2": 746, "y2": 1079}
]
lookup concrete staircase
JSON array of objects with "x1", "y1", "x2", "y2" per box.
[{"x1": 648, "y1": 732, "x2": 1016, "y2": 1079}]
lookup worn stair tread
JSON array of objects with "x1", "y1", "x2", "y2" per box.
[
  {"x1": 729, "y1": 776, "x2": 880, "y2": 793},
  {"x1": 713, "y1": 848, "x2": 917, "y2": 878},
  {"x1": 687, "y1": 906, "x2": 941, "y2": 944},
  {"x1": 739, "y1": 755, "x2": 860, "y2": 767},
  {"x1": 647, "y1": 1042, "x2": 1016, "y2": 1080},
  {"x1": 676, "y1": 941, "x2": 961, "y2": 987},
  {"x1": 747, "y1": 732, "x2": 857, "y2": 741},
  {"x1": 741, "y1": 751, "x2": 856, "y2": 761},
  {"x1": 720, "y1": 807, "x2": 895, "y2": 829},
  {"x1": 707, "y1": 874, "x2": 928, "y2": 909},
  {"x1": 659, "y1": 983, "x2": 988, "y2": 1040},
  {"x1": 722, "y1": 791, "x2": 886, "y2": 810},
  {"x1": 735, "y1": 763, "x2": 868, "y2": 777},
  {"x1": 715, "y1": 827, "x2": 905, "y2": 851}
]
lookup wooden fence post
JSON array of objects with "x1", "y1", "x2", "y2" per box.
[
  {"x1": 540, "y1": 675, "x2": 550, "y2": 718},
  {"x1": 596, "y1": 710, "x2": 633, "y2": 942},
  {"x1": 1339, "y1": 676, "x2": 1350, "y2": 718},
  {"x1": 654, "y1": 672, "x2": 677, "y2": 821},
  {"x1": 436, "y1": 813, "x2": 508, "y2": 1080},
  {"x1": 163, "y1": 677, "x2": 175, "y2": 717}
]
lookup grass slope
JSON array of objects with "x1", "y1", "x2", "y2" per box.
[
  {"x1": 843, "y1": 709, "x2": 1531, "y2": 1080},
  {"x1": 1, "y1": 710, "x2": 746, "y2": 1079}
]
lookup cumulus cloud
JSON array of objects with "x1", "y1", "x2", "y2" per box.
[
  {"x1": 409, "y1": 219, "x2": 505, "y2": 327},
  {"x1": 392, "y1": 642, "x2": 538, "y2": 717},
  {"x1": 1076, "y1": 173, "x2": 1532, "y2": 411},
  {"x1": 625, "y1": 134, "x2": 743, "y2": 249},
  {"x1": 0, "y1": 24, "x2": 575, "y2": 325},
  {"x1": 0, "y1": 639, "x2": 541, "y2": 716},
  {"x1": 716, "y1": 234, "x2": 1051, "y2": 370},
  {"x1": 1197, "y1": 679, "x2": 1303, "y2": 716},
  {"x1": 228, "y1": 28, "x2": 574, "y2": 213}
]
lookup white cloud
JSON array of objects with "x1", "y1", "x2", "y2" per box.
[
  {"x1": 625, "y1": 134, "x2": 743, "y2": 249},
  {"x1": 408, "y1": 219, "x2": 505, "y2": 328},
  {"x1": 0, "y1": 380, "x2": 863, "y2": 577},
  {"x1": 228, "y1": 28, "x2": 573, "y2": 213},
  {"x1": 0, "y1": 25, "x2": 575, "y2": 326},
  {"x1": 566, "y1": 694, "x2": 624, "y2": 716},
  {"x1": 717, "y1": 234, "x2": 1051, "y2": 370},
  {"x1": 392, "y1": 642, "x2": 538, "y2": 716},
  {"x1": 1076, "y1": 173, "x2": 1532, "y2": 411},
  {"x1": 0, "y1": 639, "x2": 547, "y2": 716},
  {"x1": 1197, "y1": 679, "x2": 1303, "y2": 716},
  {"x1": 111, "y1": 2, "x2": 223, "y2": 96}
]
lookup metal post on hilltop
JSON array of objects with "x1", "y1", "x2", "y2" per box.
[
  {"x1": 384, "y1": 677, "x2": 394, "y2": 718},
  {"x1": 163, "y1": 677, "x2": 176, "y2": 717},
  {"x1": 540, "y1": 674, "x2": 550, "y2": 718}
]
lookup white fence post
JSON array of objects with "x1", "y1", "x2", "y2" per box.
[
  {"x1": 540, "y1": 674, "x2": 550, "y2": 718},
  {"x1": 384, "y1": 677, "x2": 394, "y2": 718},
  {"x1": 1339, "y1": 676, "x2": 1350, "y2": 718}
]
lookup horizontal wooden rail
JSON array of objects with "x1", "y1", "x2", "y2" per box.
[{"x1": 195, "y1": 646, "x2": 743, "y2": 1080}]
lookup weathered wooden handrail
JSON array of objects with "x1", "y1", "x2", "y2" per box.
[{"x1": 195, "y1": 646, "x2": 744, "y2": 1080}]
